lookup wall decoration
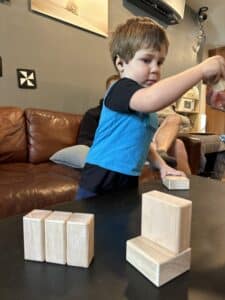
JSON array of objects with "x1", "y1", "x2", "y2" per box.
[
  {"x1": 31, "y1": 0, "x2": 108, "y2": 37},
  {"x1": 0, "y1": 57, "x2": 2, "y2": 77},
  {"x1": 0, "y1": 0, "x2": 10, "y2": 4},
  {"x1": 17, "y1": 69, "x2": 37, "y2": 89}
]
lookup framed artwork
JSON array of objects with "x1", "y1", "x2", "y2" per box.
[
  {"x1": 0, "y1": 57, "x2": 2, "y2": 77},
  {"x1": 176, "y1": 98, "x2": 195, "y2": 113},
  {"x1": 17, "y1": 69, "x2": 37, "y2": 89},
  {"x1": 0, "y1": 0, "x2": 10, "y2": 4},
  {"x1": 31, "y1": 0, "x2": 108, "y2": 37}
]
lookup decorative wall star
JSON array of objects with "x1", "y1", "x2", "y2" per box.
[{"x1": 17, "y1": 69, "x2": 37, "y2": 89}]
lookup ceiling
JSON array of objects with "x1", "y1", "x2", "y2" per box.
[{"x1": 186, "y1": 0, "x2": 225, "y2": 49}]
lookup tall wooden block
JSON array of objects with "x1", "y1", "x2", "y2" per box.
[
  {"x1": 126, "y1": 236, "x2": 191, "y2": 287},
  {"x1": 142, "y1": 190, "x2": 192, "y2": 254},
  {"x1": 162, "y1": 175, "x2": 190, "y2": 190},
  {"x1": 45, "y1": 211, "x2": 72, "y2": 265},
  {"x1": 23, "y1": 209, "x2": 52, "y2": 262},
  {"x1": 67, "y1": 213, "x2": 94, "y2": 268}
]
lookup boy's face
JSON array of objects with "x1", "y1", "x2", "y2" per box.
[{"x1": 119, "y1": 45, "x2": 167, "y2": 88}]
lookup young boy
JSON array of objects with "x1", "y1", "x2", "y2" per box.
[{"x1": 76, "y1": 17, "x2": 225, "y2": 200}]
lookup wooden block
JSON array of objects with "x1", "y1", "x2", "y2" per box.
[
  {"x1": 23, "y1": 209, "x2": 52, "y2": 262},
  {"x1": 162, "y1": 175, "x2": 190, "y2": 190},
  {"x1": 126, "y1": 236, "x2": 191, "y2": 287},
  {"x1": 67, "y1": 213, "x2": 94, "y2": 268},
  {"x1": 45, "y1": 211, "x2": 72, "y2": 265},
  {"x1": 142, "y1": 190, "x2": 192, "y2": 254}
]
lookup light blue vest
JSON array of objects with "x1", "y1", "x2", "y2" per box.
[{"x1": 86, "y1": 103, "x2": 158, "y2": 176}]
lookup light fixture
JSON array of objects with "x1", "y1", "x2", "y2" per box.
[{"x1": 192, "y1": 7, "x2": 208, "y2": 53}]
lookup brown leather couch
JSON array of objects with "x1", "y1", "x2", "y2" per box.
[
  {"x1": 0, "y1": 107, "x2": 201, "y2": 219},
  {"x1": 0, "y1": 107, "x2": 83, "y2": 219}
]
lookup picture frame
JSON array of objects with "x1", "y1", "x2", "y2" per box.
[
  {"x1": 31, "y1": 0, "x2": 108, "y2": 37},
  {"x1": 0, "y1": 0, "x2": 10, "y2": 4},
  {"x1": 0, "y1": 57, "x2": 2, "y2": 77},
  {"x1": 176, "y1": 98, "x2": 195, "y2": 113}
]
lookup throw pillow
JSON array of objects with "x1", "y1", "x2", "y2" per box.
[{"x1": 50, "y1": 145, "x2": 90, "y2": 168}]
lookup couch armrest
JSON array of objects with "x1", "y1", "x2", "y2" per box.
[{"x1": 179, "y1": 134, "x2": 201, "y2": 175}]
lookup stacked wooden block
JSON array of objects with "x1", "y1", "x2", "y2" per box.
[
  {"x1": 23, "y1": 209, "x2": 94, "y2": 268},
  {"x1": 126, "y1": 190, "x2": 192, "y2": 287}
]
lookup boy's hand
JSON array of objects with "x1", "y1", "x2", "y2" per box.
[
  {"x1": 159, "y1": 164, "x2": 186, "y2": 179},
  {"x1": 201, "y1": 55, "x2": 225, "y2": 85}
]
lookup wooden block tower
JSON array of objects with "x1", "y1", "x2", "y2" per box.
[{"x1": 126, "y1": 190, "x2": 192, "y2": 287}]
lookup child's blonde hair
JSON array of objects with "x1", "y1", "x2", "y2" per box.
[{"x1": 109, "y1": 17, "x2": 169, "y2": 68}]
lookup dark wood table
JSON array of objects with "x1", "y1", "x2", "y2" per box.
[{"x1": 1, "y1": 175, "x2": 225, "y2": 300}]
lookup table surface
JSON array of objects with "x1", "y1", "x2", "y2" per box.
[{"x1": 1, "y1": 175, "x2": 225, "y2": 300}]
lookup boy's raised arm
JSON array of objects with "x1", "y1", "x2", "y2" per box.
[{"x1": 130, "y1": 55, "x2": 225, "y2": 113}]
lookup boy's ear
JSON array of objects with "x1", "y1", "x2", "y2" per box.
[{"x1": 115, "y1": 55, "x2": 125, "y2": 73}]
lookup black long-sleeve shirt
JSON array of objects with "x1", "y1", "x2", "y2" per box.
[{"x1": 77, "y1": 100, "x2": 103, "y2": 146}]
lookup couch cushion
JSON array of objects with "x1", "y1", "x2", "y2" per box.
[
  {"x1": 0, "y1": 162, "x2": 81, "y2": 219},
  {"x1": 0, "y1": 107, "x2": 27, "y2": 162},
  {"x1": 25, "y1": 108, "x2": 82, "y2": 163}
]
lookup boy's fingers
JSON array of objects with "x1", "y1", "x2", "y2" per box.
[{"x1": 204, "y1": 74, "x2": 221, "y2": 86}]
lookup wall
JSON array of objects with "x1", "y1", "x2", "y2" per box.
[{"x1": 0, "y1": 0, "x2": 198, "y2": 114}]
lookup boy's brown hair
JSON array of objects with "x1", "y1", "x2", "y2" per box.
[{"x1": 109, "y1": 17, "x2": 169, "y2": 68}]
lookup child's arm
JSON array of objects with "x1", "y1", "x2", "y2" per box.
[
  {"x1": 130, "y1": 55, "x2": 225, "y2": 112},
  {"x1": 148, "y1": 144, "x2": 185, "y2": 179}
]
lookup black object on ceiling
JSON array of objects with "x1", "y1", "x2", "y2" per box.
[{"x1": 127, "y1": 0, "x2": 181, "y2": 25}]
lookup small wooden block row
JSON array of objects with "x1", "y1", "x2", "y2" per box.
[
  {"x1": 23, "y1": 210, "x2": 94, "y2": 268},
  {"x1": 162, "y1": 175, "x2": 190, "y2": 190},
  {"x1": 126, "y1": 190, "x2": 192, "y2": 287}
]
